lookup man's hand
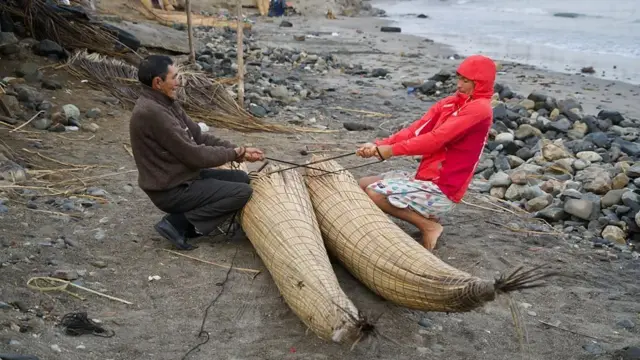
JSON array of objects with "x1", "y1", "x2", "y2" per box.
[
  {"x1": 356, "y1": 142, "x2": 376, "y2": 158},
  {"x1": 244, "y1": 147, "x2": 264, "y2": 162}
]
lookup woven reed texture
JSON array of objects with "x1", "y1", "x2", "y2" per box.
[
  {"x1": 239, "y1": 165, "x2": 365, "y2": 342},
  {"x1": 304, "y1": 157, "x2": 499, "y2": 313}
]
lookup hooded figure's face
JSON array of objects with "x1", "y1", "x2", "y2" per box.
[
  {"x1": 456, "y1": 74, "x2": 475, "y2": 96},
  {"x1": 455, "y1": 55, "x2": 496, "y2": 100}
]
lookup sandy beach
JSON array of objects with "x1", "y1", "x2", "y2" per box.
[{"x1": 1, "y1": 2, "x2": 639, "y2": 360}]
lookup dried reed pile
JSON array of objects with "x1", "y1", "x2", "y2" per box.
[
  {"x1": 65, "y1": 50, "x2": 316, "y2": 133},
  {"x1": 304, "y1": 156, "x2": 555, "y2": 313},
  {"x1": 240, "y1": 165, "x2": 370, "y2": 342},
  {"x1": 0, "y1": 0, "x2": 132, "y2": 57}
]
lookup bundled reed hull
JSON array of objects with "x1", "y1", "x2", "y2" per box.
[
  {"x1": 305, "y1": 157, "x2": 504, "y2": 313},
  {"x1": 240, "y1": 165, "x2": 365, "y2": 342}
]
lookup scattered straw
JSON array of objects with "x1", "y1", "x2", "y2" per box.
[
  {"x1": 64, "y1": 50, "x2": 328, "y2": 134},
  {"x1": 27, "y1": 277, "x2": 133, "y2": 305},
  {"x1": 123, "y1": 144, "x2": 133, "y2": 157},
  {"x1": 161, "y1": 249, "x2": 261, "y2": 277},
  {"x1": 329, "y1": 106, "x2": 392, "y2": 118},
  {"x1": 10, "y1": 111, "x2": 44, "y2": 132},
  {"x1": 28, "y1": 208, "x2": 83, "y2": 219}
]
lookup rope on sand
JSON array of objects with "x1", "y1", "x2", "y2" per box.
[{"x1": 26, "y1": 277, "x2": 133, "y2": 305}]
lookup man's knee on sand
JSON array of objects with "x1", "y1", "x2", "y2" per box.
[{"x1": 232, "y1": 183, "x2": 253, "y2": 209}]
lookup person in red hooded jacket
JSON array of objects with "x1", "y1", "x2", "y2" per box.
[{"x1": 356, "y1": 55, "x2": 496, "y2": 251}]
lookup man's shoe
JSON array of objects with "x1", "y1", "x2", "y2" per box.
[{"x1": 154, "y1": 217, "x2": 196, "y2": 250}]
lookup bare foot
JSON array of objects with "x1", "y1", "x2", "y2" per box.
[{"x1": 421, "y1": 223, "x2": 443, "y2": 251}]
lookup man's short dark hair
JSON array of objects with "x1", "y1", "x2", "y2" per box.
[{"x1": 138, "y1": 55, "x2": 174, "y2": 87}]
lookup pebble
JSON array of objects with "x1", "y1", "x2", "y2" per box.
[{"x1": 51, "y1": 344, "x2": 62, "y2": 352}]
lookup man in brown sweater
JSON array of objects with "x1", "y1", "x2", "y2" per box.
[{"x1": 129, "y1": 55, "x2": 264, "y2": 250}]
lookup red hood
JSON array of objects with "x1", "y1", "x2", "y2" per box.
[{"x1": 455, "y1": 55, "x2": 496, "y2": 101}]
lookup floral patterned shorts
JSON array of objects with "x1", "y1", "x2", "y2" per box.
[{"x1": 367, "y1": 170, "x2": 455, "y2": 220}]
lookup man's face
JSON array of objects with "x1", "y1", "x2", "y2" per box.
[
  {"x1": 153, "y1": 65, "x2": 179, "y2": 99},
  {"x1": 456, "y1": 74, "x2": 475, "y2": 96}
]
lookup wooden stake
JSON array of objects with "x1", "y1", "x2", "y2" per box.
[
  {"x1": 236, "y1": 0, "x2": 245, "y2": 108},
  {"x1": 186, "y1": 0, "x2": 195, "y2": 63}
]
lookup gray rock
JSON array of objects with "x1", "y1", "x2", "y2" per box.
[
  {"x1": 535, "y1": 206, "x2": 567, "y2": 222},
  {"x1": 495, "y1": 132, "x2": 514, "y2": 143},
  {"x1": 613, "y1": 138, "x2": 640, "y2": 157},
  {"x1": 52, "y1": 269, "x2": 79, "y2": 281},
  {"x1": 14, "y1": 84, "x2": 44, "y2": 104},
  {"x1": 548, "y1": 118, "x2": 572, "y2": 133},
  {"x1": 32, "y1": 117, "x2": 52, "y2": 130},
  {"x1": 268, "y1": 85, "x2": 290, "y2": 101},
  {"x1": 249, "y1": 103, "x2": 267, "y2": 117},
  {"x1": 86, "y1": 108, "x2": 102, "y2": 119},
  {"x1": 627, "y1": 165, "x2": 640, "y2": 178},
  {"x1": 526, "y1": 195, "x2": 551, "y2": 212},
  {"x1": 573, "y1": 159, "x2": 589, "y2": 170},
  {"x1": 41, "y1": 79, "x2": 63, "y2": 90},
  {"x1": 616, "y1": 319, "x2": 636, "y2": 330},
  {"x1": 621, "y1": 191, "x2": 640, "y2": 211},
  {"x1": 504, "y1": 184, "x2": 528, "y2": 201},
  {"x1": 62, "y1": 104, "x2": 80, "y2": 122},
  {"x1": 16, "y1": 62, "x2": 42, "y2": 81},
  {"x1": 522, "y1": 185, "x2": 546, "y2": 200},
  {"x1": 561, "y1": 189, "x2": 583, "y2": 199},
  {"x1": 576, "y1": 151, "x2": 602, "y2": 162},
  {"x1": 515, "y1": 147, "x2": 535, "y2": 160},
  {"x1": 489, "y1": 171, "x2": 511, "y2": 187},
  {"x1": 576, "y1": 167, "x2": 612, "y2": 195},
  {"x1": 0, "y1": 32, "x2": 19, "y2": 47},
  {"x1": 601, "y1": 189, "x2": 627, "y2": 208},
  {"x1": 564, "y1": 198, "x2": 597, "y2": 220},
  {"x1": 515, "y1": 124, "x2": 541, "y2": 139}
]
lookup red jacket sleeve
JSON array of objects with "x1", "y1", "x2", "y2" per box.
[
  {"x1": 375, "y1": 101, "x2": 443, "y2": 146},
  {"x1": 391, "y1": 102, "x2": 490, "y2": 156}
]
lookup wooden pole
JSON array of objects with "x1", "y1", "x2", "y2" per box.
[
  {"x1": 236, "y1": 0, "x2": 245, "y2": 108},
  {"x1": 186, "y1": 0, "x2": 195, "y2": 63}
]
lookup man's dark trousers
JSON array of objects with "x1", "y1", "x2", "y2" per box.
[{"x1": 145, "y1": 168, "x2": 252, "y2": 247}]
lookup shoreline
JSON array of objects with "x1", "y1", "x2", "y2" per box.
[
  {"x1": 251, "y1": 13, "x2": 640, "y2": 119},
  {"x1": 369, "y1": 0, "x2": 640, "y2": 86}
]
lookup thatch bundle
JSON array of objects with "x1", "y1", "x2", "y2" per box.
[
  {"x1": 65, "y1": 50, "x2": 312, "y2": 133},
  {"x1": 239, "y1": 165, "x2": 370, "y2": 342},
  {"x1": 0, "y1": 0, "x2": 133, "y2": 57},
  {"x1": 304, "y1": 157, "x2": 553, "y2": 313}
]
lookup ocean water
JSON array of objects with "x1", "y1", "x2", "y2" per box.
[{"x1": 373, "y1": 0, "x2": 640, "y2": 84}]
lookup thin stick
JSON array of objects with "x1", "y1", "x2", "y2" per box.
[
  {"x1": 162, "y1": 249, "x2": 261, "y2": 276},
  {"x1": 486, "y1": 221, "x2": 559, "y2": 236},
  {"x1": 10, "y1": 110, "x2": 44, "y2": 132},
  {"x1": 236, "y1": 0, "x2": 244, "y2": 108},
  {"x1": 54, "y1": 170, "x2": 137, "y2": 186},
  {"x1": 329, "y1": 106, "x2": 392, "y2": 118},
  {"x1": 123, "y1": 144, "x2": 133, "y2": 157},
  {"x1": 28, "y1": 208, "x2": 83, "y2": 219},
  {"x1": 537, "y1": 320, "x2": 604, "y2": 341},
  {"x1": 461, "y1": 199, "x2": 504, "y2": 213},
  {"x1": 27, "y1": 277, "x2": 133, "y2": 305},
  {"x1": 186, "y1": 0, "x2": 195, "y2": 63},
  {"x1": 22, "y1": 148, "x2": 101, "y2": 168}
]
